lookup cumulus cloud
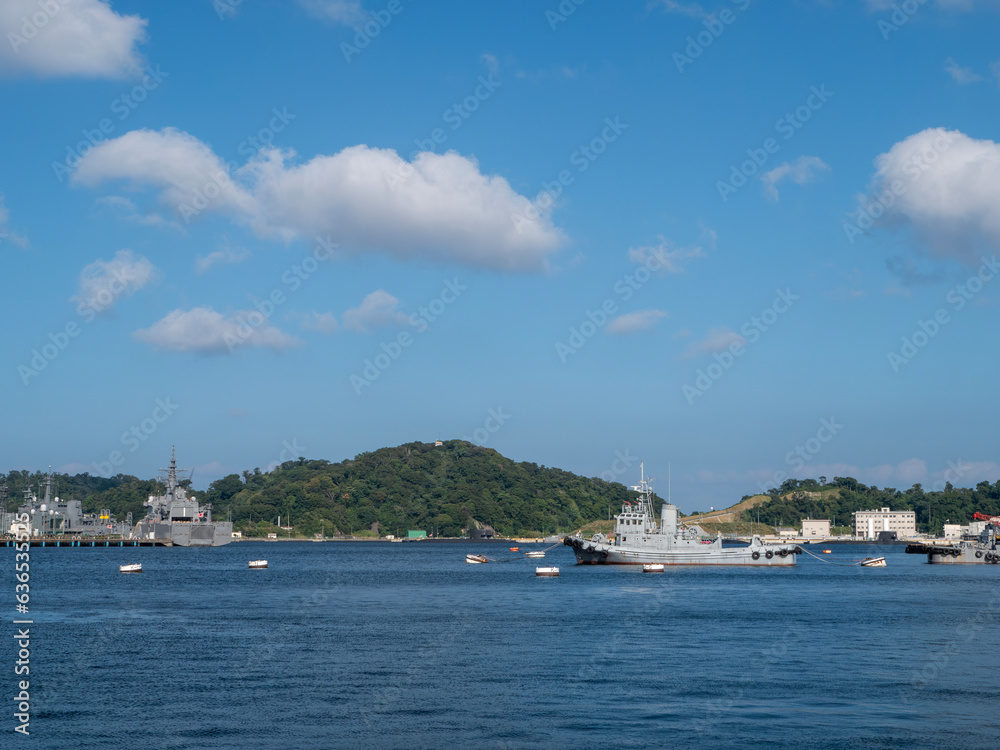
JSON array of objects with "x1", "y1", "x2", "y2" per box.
[
  {"x1": 761, "y1": 156, "x2": 830, "y2": 200},
  {"x1": 944, "y1": 57, "x2": 983, "y2": 84},
  {"x1": 133, "y1": 307, "x2": 299, "y2": 353},
  {"x1": 863, "y1": 128, "x2": 1000, "y2": 265},
  {"x1": 298, "y1": 311, "x2": 339, "y2": 334},
  {"x1": 73, "y1": 249, "x2": 156, "y2": 313},
  {"x1": 296, "y1": 0, "x2": 366, "y2": 23},
  {"x1": 653, "y1": 0, "x2": 708, "y2": 18},
  {"x1": 606, "y1": 309, "x2": 667, "y2": 335},
  {"x1": 195, "y1": 240, "x2": 252, "y2": 274},
  {"x1": 72, "y1": 128, "x2": 564, "y2": 271},
  {"x1": 0, "y1": 0, "x2": 147, "y2": 79},
  {"x1": 96, "y1": 195, "x2": 174, "y2": 229},
  {"x1": 0, "y1": 195, "x2": 28, "y2": 247},
  {"x1": 342, "y1": 290, "x2": 409, "y2": 333},
  {"x1": 682, "y1": 327, "x2": 745, "y2": 359},
  {"x1": 627, "y1": 236, "x2": 705, "y2": 274}
]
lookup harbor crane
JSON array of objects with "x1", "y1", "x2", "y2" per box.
[{"x1": 972, "y1": 512, "x2": 1000, "y2": 525}]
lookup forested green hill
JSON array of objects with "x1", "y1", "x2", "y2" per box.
[{"x1": 742, "y1": 477, "x2": 1000, "y2": 534}]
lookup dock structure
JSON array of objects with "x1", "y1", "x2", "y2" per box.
[{"x1": 1, "y1": 536, "x2": 172, "y2": 548}]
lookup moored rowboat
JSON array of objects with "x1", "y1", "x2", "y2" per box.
[{"x1": 119, "y1": 563, "x2": 142, "y2": 573}]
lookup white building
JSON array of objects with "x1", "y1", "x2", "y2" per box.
[
  {"x1": 853, "y1": 507, "x2": 916, "y2": 539},
  {"x1": 943, "y1": 524, "x2": 966, "y2": 540},
  {"x1": 801, "y1": 519, "x2": 831, "y2": 537}
]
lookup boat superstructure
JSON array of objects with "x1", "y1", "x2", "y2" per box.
[
  {"x1": 131, "y1": 448, "x2": 233, "y2": 547},
  {"x1": 563, "y1": 463, "x2": 799, "y2": 566}
]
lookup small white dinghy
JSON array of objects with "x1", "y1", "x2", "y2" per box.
[
  {"x1": 466, "y1": 554, "x2": 488, "y2": 564},
  {"x1": 535, "y1": 566, "x2": 559, "y2": 577},
  {"x1": 525, "y1": 551, "x2": 545, "y2": 559},
  {"x1": 248, "y1": 560, "x2": 268, "y2": 569},
  {"x1": 119, "y1": 563, "x2": 142, "y2": 573},
  {"x1": 643, "y1": 563, "x2": 665, "y2": 573},
  {"x1": 860, "y1": 557, "x2": 886, "y2": 568}
]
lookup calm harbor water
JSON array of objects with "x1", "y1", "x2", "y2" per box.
[{"x1": 11, "y1": 541, "x2": 1000, "y2": 749}]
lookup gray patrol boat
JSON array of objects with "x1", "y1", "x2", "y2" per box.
[
  {"x1": 905, "y1": 512, "x2": 999, "y2": 564},
  {"x1": 131, "y1": 448, "x2": 233, "y2": 547},
  {"x1": 564, "y1": 464, "x2": 800, "y2": 566}
]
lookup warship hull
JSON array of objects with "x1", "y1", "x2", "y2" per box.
[
  {"x1": 564, "y1": 536, "x2": 799, "y2": 566},
  {"x1": 138, "y1": 521, "x2": 234, "y2": 547},
  {"x1": 906, "y1": 541, "x2": 999, "y2": 564}
]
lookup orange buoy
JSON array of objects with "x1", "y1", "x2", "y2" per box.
[
  {"x1": 822, "y1": 549, "x2": 832, "y2": 554},
  {"x1": 510, "y1": 546, "x2": 519, "y2": 552}
]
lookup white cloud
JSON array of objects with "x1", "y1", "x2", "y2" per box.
[
  {"x1": 895, "y1": 458, "x2": 928, "y2": 484},
  {"x1": 944, "y1": 57, "x2": 983, "y2": 84},
  {"x1": 342, "y1": 290, "x2": 409, "y2": 333},
  {"x1": 606, "y1": 309, "x2": 667, "y2": 335},
  {"x1": 0, "y1": 0, "x2": 147, "y2": 79},
  {"x1": 72, "y1": 128, "x2": 564, "y2": 271},
  {"x1": 0, "y1": 195, "x2": 28, "y2": 247},
  {"x1": 73, "y1": 249, "x2": 156, "y2": 313},
  {"x1": 627, "y1": 236, "x2": 705, "y2": 273},
  {"x1": 761, "y1": 156, "x2": 830, "y2": 200},
  {"x1": 95, "y1": 195, "x2": 174, "y2": 229},
  {"x1": 865, "y1": 128, "x2": 1000, "y2": 265},
  {"x1": 134, "y1": 307, "x2": 299, "y2": 353},
  {"x1": 195, "y1": 240, "x2": 252, "y2": 273},
  {"x1": 682, "y1": 327, "x2": 745, "y2": 359},
  {"x1": 296, "y1": 0, "x2": 367, "y2": 24},
  {"x1": 653, "y1": 0, "x2": 708, "y2": 19},
  {"x1": 299, "y1": 311, "x2": 339, "y2": 334}
]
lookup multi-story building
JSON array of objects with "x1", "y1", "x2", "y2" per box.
[
  {"x1": 853, "y1": 507, "x2": 916, "y2": 540},
  {"x1": 801, "y1": 519, "x2": 831, "y2": 537}
]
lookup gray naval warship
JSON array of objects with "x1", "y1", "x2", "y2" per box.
[
  {"x1": 564, "y1": 464, "x2": 800, "y2": 566},
  {"x1": 131, "y1": 448, "x2": 233, "y2": 547},
  {"x1": 905, "y1": 512, "x2": 999, "y2": 564}
]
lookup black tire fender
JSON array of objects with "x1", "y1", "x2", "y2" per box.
[
  {"x1": 765, "y1": 550, "x2": 773, "y2": 559},
  {"x1": 975, "y1": 550, "x2": 983, "y2": 558},
  {"x1": 751, "y1": 551, "x2": 760, "y2": 560},
  {"x1": 779, "y1": 549, "x2": 788, "y2": 557}
]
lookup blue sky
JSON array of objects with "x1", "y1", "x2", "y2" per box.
[{"x1": 2, "y1": 0, "x2": 1000, "y2": 511}]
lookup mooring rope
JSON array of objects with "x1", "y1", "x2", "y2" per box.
[{"x1": 797, "y1": 546, "x2": 875, "y2": 567}]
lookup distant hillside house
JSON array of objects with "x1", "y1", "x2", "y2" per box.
[
  {"x1": 853, "y1": 507, "x2": 916, "y2": 540},
  {"x1": 801, "y1": 519, "x2": 830, "y2": 537}
]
